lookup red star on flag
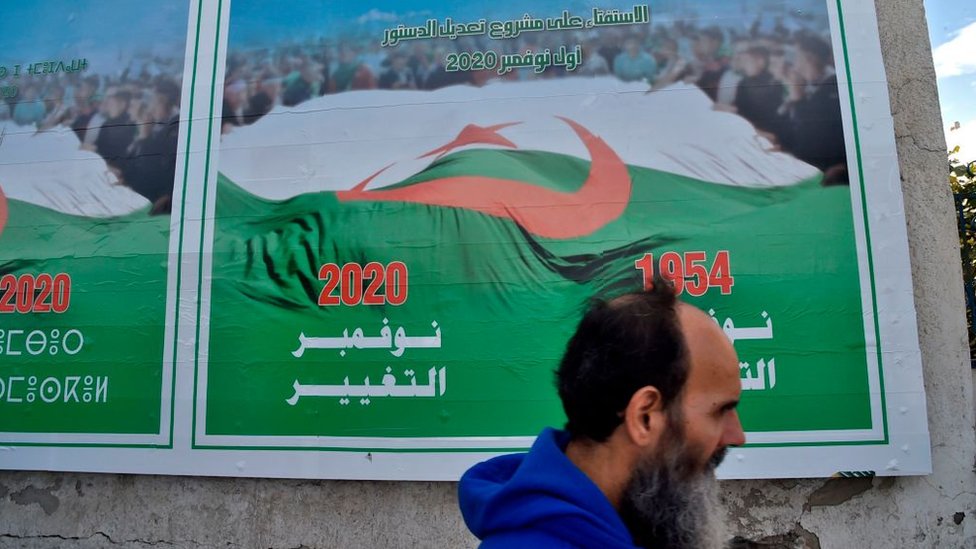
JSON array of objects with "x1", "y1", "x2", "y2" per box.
[{"x1": 418, "y1": 122, "x2": 521, "y2": 160}]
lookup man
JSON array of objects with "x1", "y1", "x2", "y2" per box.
[
  {"x1": 242, "y1": 70, "x2": 279, "y2": 125},
  {"x1": 714, "y1": 38, "x2": 749, "y2": 108},
  {"x1": 329, "y1": 44, "x2": 377, "y2": 93},
  {"x1": 378, "y1": 53, "x2": 418, "y2": 90},
  {"x1": 282, "y1": 60, "x2": 323, "y2": 107},
  {"x1": 12, "y1": 84, "x2": 47, "y2": 127},
  {"x1": 222, "y1": 79, "x2": 248, "y2": 131},
  {"x1": 614, "y1": 36, "x2": 657, "y2": 83},
  {"x1": 650, "y1": 37, "x2": 688, "y2": 89},
  {"x1": 423, "y1": 46, "x2": 473, "y2": 90},
  {"x1": 123, "y1": 80, "x2": 181, "y2": 214},
  {"x1": 89, "y1": 89, "x2": 136, "y2": 174},
  {"x1": 734, "y1": 45, "x2": 786, "y2": 141},
  {"x1": 459, "y1": 279, "x2": 745, "y2": 548},
  {"x1": 779, "y1": 33, "x2": 847, "y2": 183},
  {"x1": 691, "y1": 27, "x2": 730, "y2": 102},
  {"x1": 579, "y1": 39, "x2": 610, "y2": 77},
  {"x1": 38, "y1": 85, "x2": 70, "y2": 130},
  {"x1": 69, "y1": 77, "x2": 100, "y2": 143}
]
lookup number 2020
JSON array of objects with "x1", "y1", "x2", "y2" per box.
[
  {"x1": 0, "y1": 273, "x2": 72, "y2": 314},
  {"x1": 318, "y1": 262, "x2": 408, "y2": 307}
]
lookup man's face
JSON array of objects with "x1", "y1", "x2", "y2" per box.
[
  {"x1": 795, "y1": 49, "x2": 822, "y2": 82},
  {"x1": 694, "y1": 35, "x2": 720, "y2": 60},
  {"x1": 618, "y1": 304, "x2": 744, "y2": 549},
  {"x1": 301, "y1": 63, "x2": 322, "y2": 83},
  {"x1": 625, "y1": 39, "x2": 640, "y2": 56},
  {"x1": 731, "y1": 43, "x2": 750, "y2": 73},
  {"x1": 227, "y1": 81, "x2": 248, "y2": 107},
  {"x1": 75, "y1": 86, "x2": 93, "y2": 107},
  {"x1": 105, "y1": 96, "x2": 126, "y2": 118},
  {"x1": 743, "y1": 53, "x2": 766, "y2": 78},
  {"x1": 658, "y1": 41, "x2": 677, "y2": 60},
  {"x1": 151, "y1": 93, "x2": 171, "y2": 121},
  {"x1": 670, "y1": 303, "x2": 745, "y2": 471}
]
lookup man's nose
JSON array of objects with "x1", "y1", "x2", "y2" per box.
[{"x1": 722, "y1": 411, "x2": 746, "y2": 447}]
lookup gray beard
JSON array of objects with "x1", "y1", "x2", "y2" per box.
[{"x1": 618, "y1": 438, "x2": 728, "y2": 549}]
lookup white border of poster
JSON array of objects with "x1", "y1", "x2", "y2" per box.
[{"x1": 0, "y1": 0, "x2": 932, "y2": 480}]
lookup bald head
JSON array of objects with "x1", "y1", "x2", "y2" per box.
[{"x1": 676, "y1": 303, "x2": 739, "y2": 383}]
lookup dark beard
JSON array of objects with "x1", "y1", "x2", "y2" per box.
[{"x1": 618, "y1": 419, "x2": 728, "y2": 549}]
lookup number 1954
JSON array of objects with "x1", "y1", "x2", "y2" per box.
[{"x1": 634, "y1": 251, "x2": 733, "y2": 296}]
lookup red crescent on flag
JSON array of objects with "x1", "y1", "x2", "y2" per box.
[
  {"x1": 0, "y1": 184, "x2": 7, "y2": 239},
  {"x1": 337, "y1": 117, "x2": 631, "y2": 239},
  {"x1": 350, "y1": 163, "x2": 394, "y2": 192}
]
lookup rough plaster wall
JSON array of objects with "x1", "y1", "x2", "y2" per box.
[
  {"x1": 0, "y1": 0, "x2": 974, "y2": 547},
  {"x1": 0, "y1": 477, "x2": 474, "y2": 548}
]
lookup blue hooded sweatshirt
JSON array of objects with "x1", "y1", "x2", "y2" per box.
[{"x1": 458, "y1": 428, "x2": 639, "y2": 548}]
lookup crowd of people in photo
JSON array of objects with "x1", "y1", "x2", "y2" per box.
[
  {"x1": 223, "y1": 15, "x2": 848, "y2": 183},
  {"x1": 0, "y1": 54, "x2": 185, "y2": 214}
]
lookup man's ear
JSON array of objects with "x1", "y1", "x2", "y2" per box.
[{"x1": 622, "y1": 386, "x2": 665, "y2": 448}]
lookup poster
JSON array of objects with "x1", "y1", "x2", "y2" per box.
[
  {"x1": 0, "y1": 1, "x2": 192, "y2": 446},
  {"x1": 0, "y1": 0, "x2": 932, "y2": 480}
]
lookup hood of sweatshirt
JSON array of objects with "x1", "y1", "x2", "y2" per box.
[{"x1": 458, "y1": 428, "x2": 638, "y2": 548}]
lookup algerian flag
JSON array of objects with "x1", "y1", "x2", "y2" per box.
[
  {"x1": 205, "y1": 77, "x2": 871, "y2": 440},
  {"x1": 0, "y1": 77, "x2": 871, "y2": 440}
]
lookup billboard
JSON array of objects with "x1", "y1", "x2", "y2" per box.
[
  {"x1": 0, "y1": 0, "x2": 931, "y2": 479},
  {"x1": 0, "y1": 1, "x2": 191, "y2": 446}
]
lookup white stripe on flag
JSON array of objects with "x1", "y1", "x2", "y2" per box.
[{"x1": 220, "y1": 77, "x2": 819, "y2": 201}]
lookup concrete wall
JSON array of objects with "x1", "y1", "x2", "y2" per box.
[{"x1": 2, "y1": 0, "x2": 974, "y2": 547}]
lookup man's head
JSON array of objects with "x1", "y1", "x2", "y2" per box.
[
  {"x1": 224, "y1": 80, "x2": 247, "y2": 109},
  {"x1": 730, "y1": 39, "x2": 752, "y2": 74},
  {"x1": 301, "y1": 60, "x2": 323, "y2": 84},
  {"x1": 151, "y1": 80, "x2": 180, "y2": 122},
  {"x1": 794, "y1": 34, "x2": 832, "y2": 82},
  {"x1": 75, "y1": 77, "x2": 98, "y2": 108},
  {"x1": 694, "y1": 27, "x2": 724, "y2": 61},
  {"x1": 624, "y1": 36, "x2": 642, "y2": 57},
  {"x1": 556, "y1": 278, "x2": 745, "y2": 549},
  {"x1": 389, "y1": 52, "x2": 408, "y2": 72},
  {"x1": 654, "y1": 37, "x2": 679, "y2": 63},
  {"x1": 104, "y1": 90, "x2": 131, "y2": 119},
  {"x1": 742, "y1": 45, "x2": 770, "y2": 78}
]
